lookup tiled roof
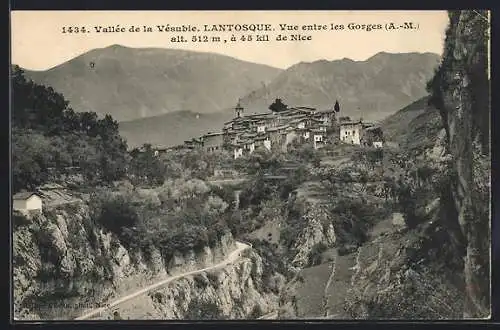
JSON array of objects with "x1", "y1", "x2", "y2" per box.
[
  {"x1": 13, "y1": 192, "x2": 40, "y2": 200},
  {"x1": 288, "y1": 117, "x2": 308, "y2": 124},
  {"x1": 268, "y1": 125, "x2": 288, "y2": 132},
  {"x1": 241, "y1": 132, "x2": 256, "y2": 137},
  {"x1": 340, "y1": 121, "x2": 362, "y2": 126},
  {"x1": 203, "y1": 131, "x2": 223, "y2": 137},
  {"x1": 317, "y1": 109, "x2": 335, "y2": 114},
  {"x1": 292, "y1": 106, "x2": 316, "y2": 111}
]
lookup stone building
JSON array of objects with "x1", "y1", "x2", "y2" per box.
[{"x1": 13, "y1": 192, "x2": 43, "y2": 213}]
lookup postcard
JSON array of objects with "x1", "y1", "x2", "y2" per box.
[{"x1": 10, "y1": 10, "x2": 491, "y2": 321}]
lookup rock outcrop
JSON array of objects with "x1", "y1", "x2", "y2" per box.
[
  {"x1": 336, "y1": 10, "x2": 490, "y2": 320},
  {"x1": 290, "y1": 203, "x2": 336, "y2": 269},
  {"x1": 427, "y1": 9, "x2": 490, "y2": 318},
  {"x1": 94, "y1": 250, "x2": 280, "y2": 320},
  {"x1": 13, "y1": 201, "x2": 238, "y2": 320}
]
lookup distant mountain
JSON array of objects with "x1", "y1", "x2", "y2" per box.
[
  {"x1": 240, "y1": 52, "x2": 441, "y2": 122},
  {"x1": 22, "y1": 45, "x2": 282, "y2": 122},
  {"x1": 119, "y1": 109, "x2": 235, "y2": 148}
]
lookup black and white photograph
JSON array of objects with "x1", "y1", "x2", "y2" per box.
[{"x1": 10, "y1": 10, "x2": 491, "y2": 321}]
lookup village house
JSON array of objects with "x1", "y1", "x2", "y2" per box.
[
  {"x1": 289, "y1": 117, "x2": 308, "y2": 129},
  {"x1": 174, "y1": 100, "x2": 341, "y2": 159},
  {"x1": 339, "y1": 120, "x2": 363, "y2": 145},
  {"x1": 184, "y1": 137, "x2": 204, "y2": 150},
  {"x1": 295, "y1": 126, "x2": 311, "y2": 141},
  {"x1": 361, "y1": 126, "x2": 384, "y2": 148},
  {"x1": 316, "y1": 109, "x2": 336, "y2": 125},
  {"x1": 252, "y1": 134, "x2": 269, "y2": 152},
  {"x1": 267, "y1": 125, "x2": 287, "y2": 146},
  {"x1": 312, "y1": 129, "x2": 325, "y2": 149},
  {"x1": 256, "y1": 122, "x2": 267, "y2": 133},
  {"x1": 339, "y1": 119, "x2": 385, "y2": 147},
  {"x1": 243, "y1": 139, "x2": 255, "y2": 153},
  {"x1": 13, "y1": 192, "x2": 43, "y2": 213},
  {"x1": 232, "y1": 143, "x2": 244, "y2": 159},
  {"x1": 222, "y1": 128, "x2": 238, "y2": 146},
  {"x1": 152, "y1": 145, "x2": 172, "y2": 157},
  {"x1": 202, "y1": 131, "x2": 224, "y2": 152}
]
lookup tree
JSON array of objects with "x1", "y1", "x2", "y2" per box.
[
  {"x1": 185, "y1": 298, "x2": 224, "y2": 320},
  {"x1": 308, "y1": 242, "x2": 328, "y2": 266},
  {"x1": 334, "y1": 100, "x2": 340, "y2": 113},
  {"x1": 93, "y1": 194, "x2": 141, "y2": 235},
  {"x1": 11, "y1": 67, "x2": 131, "y2": 189},
  {"x1": 366, "y1": 148, "x2": 384, "y2": 170},
  {"x1": 268, "y1": 98, "x2": 288, "y2": 112},
  {"x1": 12, "y1": 129, "x2": 53, "y2": 191},
  {"x1": 129, "y1": 144, "x2": 166, "y2": 186}
]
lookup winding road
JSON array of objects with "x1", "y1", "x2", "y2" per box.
[{"x1": 75, "y1": 241, "x2": 251, "y2": 320}]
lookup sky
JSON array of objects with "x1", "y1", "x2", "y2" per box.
[{"x1": 11, "y1": 10, "x2": 449, "y2": 70}]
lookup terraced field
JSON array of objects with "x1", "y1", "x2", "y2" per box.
[
  {"x1": 325, "y1": 253, "x2": 357, "y2": 318},
  {"x1": 246, "y1": 219, "x2": 282, "y2": 244},
  {"x1": 295, "y1": 262, "x2": 334, "y2": 318},
  {"x1": 294, "y1": 181, "x2": 330, "y2": 205}
]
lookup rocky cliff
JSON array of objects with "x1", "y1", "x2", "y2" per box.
[
  {"x1": 13, "y1": 200, "x2": 239, "y2": 320},
  {"x1": 426, "y1": 9, "x2": 490, "y2": 318},
  {"x1": 289, "y1": 202, "x2": 337, "y2": 269},
  {"x1": 93, "y1": 249, "x2": 280, "y2": 320},
  {"x1": 331, "y1": 10, "x2": 490, "y2": 320}
]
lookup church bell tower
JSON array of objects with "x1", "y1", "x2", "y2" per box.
[{"x1": 235, "y1": 99, "x2": 244, "y2": 118}]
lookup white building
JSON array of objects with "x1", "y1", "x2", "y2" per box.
[
  {"x1": 233, "y1": 146, "x2": 244, "y2": 159},
  {"x1": 263, "y1": 139, "x2": 272, "y2": 151},
  {"x1": 13, "y1": 192, "x2": 43, "y2": 212},
  {"x1": 246, "y1": 141, "x2": 255, "y2": 153},
  {"x1": 340, "y1": 121, "x2": 363, "y2": 145},
  {"x1": 373, "y1": 141, "x2": 383, "y2": 148},
  {"x1": 313, "y1": 132, "x2": 324, "y2": 149}
]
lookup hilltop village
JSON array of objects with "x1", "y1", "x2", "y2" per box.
[{"x1": 152, "y1": 99, "x2": 385, "y2": 159}]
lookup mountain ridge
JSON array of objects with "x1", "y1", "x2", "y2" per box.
[
  {"x1": 20, "y1": 46, "x2": 441, "y2": 147},
  {"x1": 240, "y1": 52, "x2": 441, "y2": 121},
  {"x1": 22, "y1": 45, "x2": 283, "y2": 122}
]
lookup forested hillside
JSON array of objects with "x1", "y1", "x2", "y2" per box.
[{"x1": 11, "y1": 65, "x2": 131, "y2": 193}]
